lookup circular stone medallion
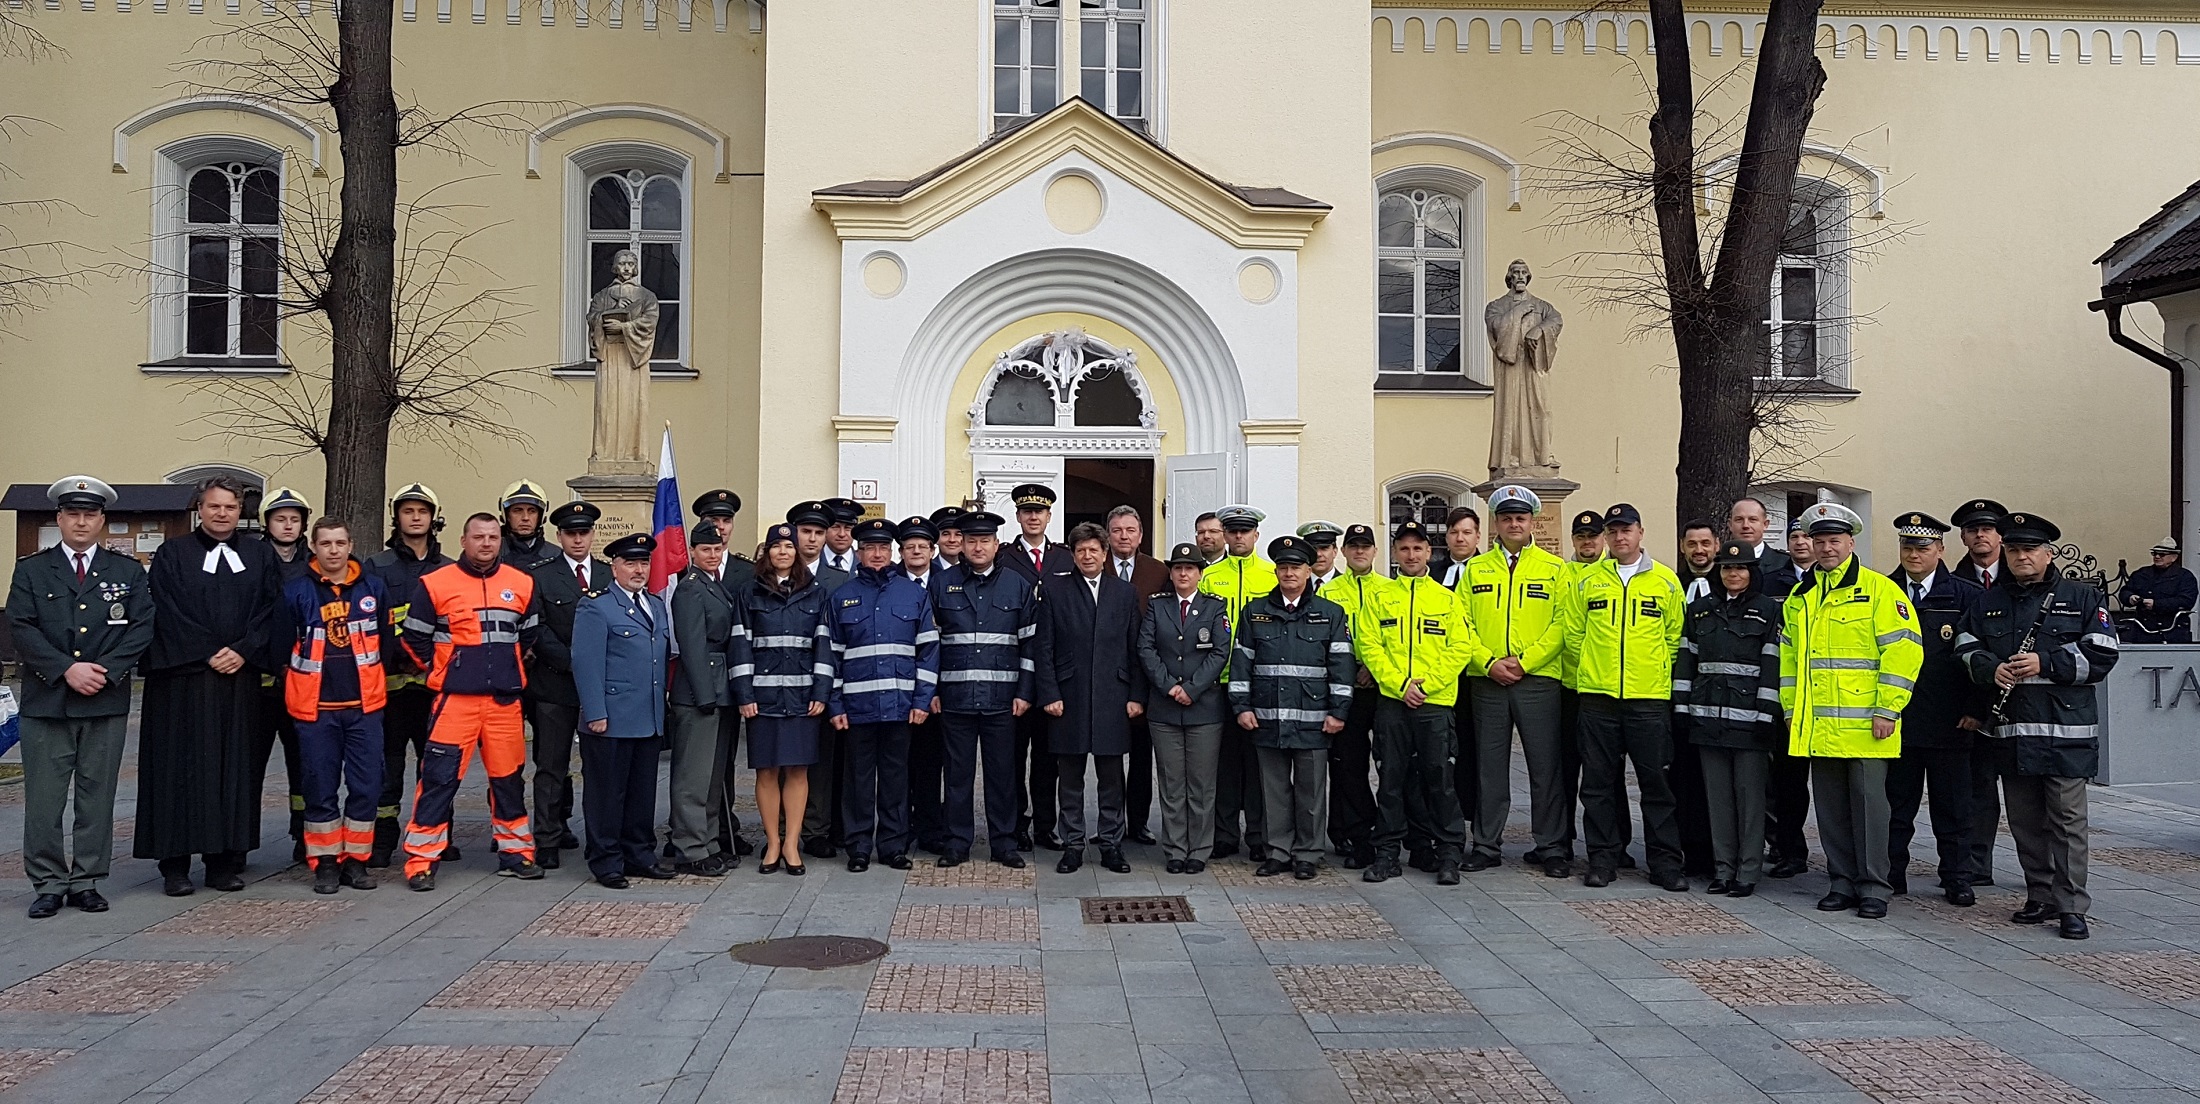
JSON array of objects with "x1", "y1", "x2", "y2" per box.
[{"x1": 728, "y1": 935, "x2": 890, "y2": 970}]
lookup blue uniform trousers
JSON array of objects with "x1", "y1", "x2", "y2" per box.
[
  {"x1": 842, "y1": 721, "x2": 913, "y2": 858},
  {"x1": 944, "y1": 711, "x2": 1020, "y2": 858}
]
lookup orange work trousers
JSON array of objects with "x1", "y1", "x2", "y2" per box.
[{"x1": 404, "y1": 693, "x2": 536, "y2": 877}]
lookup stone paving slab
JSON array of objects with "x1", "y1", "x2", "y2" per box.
[
  {"x1": 890, "y1": 904, "x2": 1041, "y2": 944},
  {"x1": 1790, "y1": 1035, "x2": 2099, "y2": 1103},
  {"x1": 1272, "y1": 964, "x2": 1472, "y2": 1014},
  {"x1": 296, "y1": 1044, "x2": 568, "y2": 1104},
  {"x1": 518, "y1": 901, "x2": 698, "y2": 940},
  {"x1": 1236, "y1": 903, "x2": 1399, "y2": 941},
  {"x1": 832, "y1": 1046, "x2": 1048, "y2": 1103},
  {"x1": 1568, "y1": 898, "x2": 1758, "y2": 939},
  {"x1": 0, "y1": 959, "x2": 231, "y2": 1014},
  {"x1": 144, "y1": 898, "x2": 352, "y2": 937},
  {"x1": 424, "y1": 961, "x2": 646, "y2": 1010},
  {"x1": 1660, "y1": 956, "x2": 1900, "y2": 1007},
  {"x1": 862, "y1": 963, "x2": 1044, "y2": 1015},
  {"x1": 1327, "y1": 1046, "x2": 1568, "y2": 1103},
  {"x1": 0, "y1": 1047, "x2": 74, "y2": 1093}
]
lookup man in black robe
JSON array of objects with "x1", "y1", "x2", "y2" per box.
[{"x1": 138, "y1": 476, "x2": 283, "y2": 895}]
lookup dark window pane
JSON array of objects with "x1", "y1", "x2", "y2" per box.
[
  {"x1": 1117, "y1": 20, "x2": 1141, "y2": 66},
  {"x1": 1117, "y1": 71, "x2": 1142, "y2": 118},
  {"x1": 1378, "y1": 258, "x2": 1415, "y2": 315},
  {"x1": 1423, "y1": 195, "x2": 1462, "y2": 249},
  {"x1": 1782, "y1": 205, "x2": 1820, "y2": 256},
  {"x1": 188, "y1": 168, "x2": 230, "y2": 224},
  {"x1": 188, "y1": 237, "x2": 230, "y2": 293},
  {"x1": 1031, "y1": 17, "x2": 1055, "y2": 65},
  {"x1": 241, "y1": 168, "x2": 280, "y2": 225},
  {"x1": 1781, "y1": 266, "x2": 1817, "y2": 323},
  {"x1": 1120, "y1": 0, "x2": 1141, "y2": 8},
  {"x1": 1378, "y1": 194, "x2": 1414, "y2": 247},
  {"x1": 1073, "y1": 368, "x2": 1141, "y2": 426},
  {"x1": 240, "y1": 238, "x2": 278, "y2": 296},
  {"x1": 995, "y1": 16, "x2": 1020, "y2": 64},
  {"x1": 1780, "y1": 322, "x2": 1815, "y2": 379},
  {"x1": 589, "y1": 177, "x2": 631, "y2": 231},
  {"x1": 186, "y1": 296, "x2": 228, "y2": 354},
  {"x1": 653, "y1": 302, "x2": 680, "y2": 361},
  {"x1": 239, "y1": 295, "x2": 278, "y2": 355},
  {"x1": 1425, "y1": 260, "x2": 1460, "y2": 315},
  {"x1": 986, "y1": 373, "x2": 1055, "y2": 425},
  {"x1": 640, "y1": 243, "x2": 680, "y2": 301},
  {"x1": 590, "y1": 241, "x2": 625, "y2": 300},
  {"x1": 995, "y1": 67, "x2": 1021, "y2": 114},
  {"x1": 995, "y1": 114, "x2": 1022, "y2": 134},
  {"x1": 1082, "y1": 19, "x2": 1104, "y2": 68},
  {"x1": 1426, "y1": 320, "x2": 1462, "y2": 373},
  {"x1": 1032, "y1": 65, "x2": 1057, "y2": 111},
  {"x1": 641, "y1": 177, "x2": 681, "y2": 230},
  {"x1": 1378, "y1": 317, "x2": 1414, "y2": 372},
  {"x1": 1083, "y1": 66, "x2": 1106, "y2": 104}
]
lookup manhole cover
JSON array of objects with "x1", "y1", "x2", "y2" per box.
[
  {"x1": 728, "y1": 935, "x2": 890, "y2": 969},
  {"x1": 1081, "y1": 895, "x2": 1195, "y2": 924}
]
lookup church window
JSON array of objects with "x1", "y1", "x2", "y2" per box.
[
  {"x1": 1377, "y1": 188, "x2": 1466, "y2": 378},
  {"x1": 1078, "y1": 0, "x2": 1147, "y2": 132},
  {"x1": 994, "y1": 0, "x2": 1063, "y2": 133},
  {"x1": 586, "y1": 167, "x2": 685, "y2": 366}
]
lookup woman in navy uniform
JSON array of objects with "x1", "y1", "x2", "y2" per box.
[{"x1": 734, "y1": 524, "x2": 836, "y2": 874}]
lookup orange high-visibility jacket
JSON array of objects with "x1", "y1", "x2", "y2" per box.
[
  {"x1": 400, "y1": 559, "x2": 539, "y2": 696},
  {"x1": 281, "y1": 560, "x2": 393, "y2": 721}
]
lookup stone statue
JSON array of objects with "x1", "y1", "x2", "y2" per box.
[
  {"x1": 1485, "y1": 259, "x2": 1563, "y2": 478},
  {"x1": 586, "y1": 249, "x2": 660, "y2": 469}
]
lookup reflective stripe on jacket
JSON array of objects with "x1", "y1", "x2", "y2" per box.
[
  {"x1": 1564, "y1": 557, "x2": 1685, "y2": 700},
  {"x1": 1954, "y1": 574, "x2": 2118, "y2": 778},
  {"x1": 732, "y1": 577, "x2": 835, "y2": 717},
  {"x1": 1357, "y1": 573, "x2": 1486, "y2": 707},
  {"x1": 1780, "y1": 556, "x2": 1924, "y2": 758},
  {"x1": 281, "y1": 561, "x2": 392, "y2": 721},
  {"x1": 1459, "y1": 544, "x2": 1569, "y2": 679},
  {"x1": 827, "y1": 565, "x2": 940, "y2": 723},
  {"x1": 1673, "y1": 590, "x2": 1784, "y2": 751},
  {"x1": 930, "y1": 563, "x2": 1040, "y2": 714},
  {"x1": 400, "y1": 560, "x2": 537, "y2": 696},
  {"x1": 1227, "y1": 590, "x2": 1355, "y2": 748}
]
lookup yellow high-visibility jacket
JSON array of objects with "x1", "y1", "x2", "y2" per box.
[
  {"x1": 1358, "y1": 573, "x2": 1488, "y2": 707},
  {"x1": 1558, "y1": 556, "x2": 1603, "y2": 689},
  {"x1": 1321, "y1": 568, "x2": 1395, "y2": 668},
  {"x1": 1563, "y1": 556, "x2": 1686, "y2": 700},
  {"x1": 1457, "y1": 543, "x2": 1570, "y2": 679},
  {"x1": 1200, "y1": 553, "x2": 1278, "y2": 629},
  {"x1": 1781, "y1": 555, "x2": 1924, "y2": 758}
]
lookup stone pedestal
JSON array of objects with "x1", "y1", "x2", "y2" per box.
[
  {"x1": 567, "y1": 473, "x2": 656, "y2": 545},
  {"x1": 1476, "y1": 476, "x2": 1581, "y2": 556}
]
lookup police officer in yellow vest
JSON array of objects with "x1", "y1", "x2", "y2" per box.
[
  {"x1": 1782, "y1": 501, "x2": 1924, "y2": 920},
  {"x1": 1556, "y1": 509, "x2": 1607, "y2": 864},
  {"x1": 1359, "y1": 520, "x2": 1488, "y2": 885},
  {"x1": 1201, "y1": 504, "x2": 1278, "y2": 860},
  {"x1": 1318, "y1": 523, "x2": 1392, "y2": 869},
  {"x1": 1459, "y1": 485, "x2": 1574, "y2": 876},
  {"x1": 1565, "y1": 503, "x2": 1689, "y2": 890}
]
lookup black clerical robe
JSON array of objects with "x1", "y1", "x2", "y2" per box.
[{"x1": 136, "y1": 529, "x2": 283, "y2": 861}]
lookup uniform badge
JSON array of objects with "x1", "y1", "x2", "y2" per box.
[
  {"x1": 1249, "y1": 613, "x2": 1274, "y2": 623},
  {"x1": 1471, "y1": 584, "x2": 1495, "y2": 594},
  {"x1": 359, "y1": 595, "x2": 377, "y2": 613},
  {"x1": 108, "y1": 603, "x2": 127, "y2": 621},
  {"x1": 1197, "y1": 627, "x2": 1211, "y2": 644},
  {"x1": 97, "y1": 580, "x2": 129, "y2": 602},
  {"x1": 500, "y1": 589, "x2": 516, "y2": 602},
  {"x1": 1895, "y1": 602, "x2": 1910, "y2": 619},
  {"x1": 1421, "y1": 618, "x2": 1445, "y2": 636},
  {"x1": 1940, "y1": 623, "x2": 1954, "y2": 640},
  {"x1": 1524, "y1": 583, "x2": 1547, "y2": 598}
]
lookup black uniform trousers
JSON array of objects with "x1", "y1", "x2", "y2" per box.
[
  {"x1": 579, "y1": 733, "x2": 662, "y2": 878},
  {"x1": 529, "y1": 699, "x2": 580, "y2": 847},
  {"x1": 1887, "y1": 746, "x2": 1974, "y2": 890},
  {"x1": 843, "y1": 721, "x2": 913, "y2": 859},
  {"x1": 1126, "y1": 716, "x2": 1155, "y2": 839},
  {"x1": 1326, "y1": 690, "x2": 1380, "y2": 853},
  {"x1": 803, "y1": 726, "x2": 846, "y2": 850},
  {"x1": 1578, "y1": 694, "x2": 1684, "y2": 877},
  {"x1": 1968, "y1": 740, "x2": 2015, "y2": 883},
  {"x1": 1669, "y1": 738, "x2": 1716, "y2": 877},
  {"x1": 374, "y1": 684, "x2": 435, "y2": 857},
  {"x1": 1557, "y1": 686, "x2": 1583, "y2": 855},
  {"x1": 255, "y1": 683, "x2": 305, "y2": 851},
  {"x1": 909, "y1": 713, "x2": 948, "y2": 852},
  {"x1": 943, "y1": 711, "x2": 1020, "y2": 858},
  {"x1": 1440, "y1": 673, "x2": 1478, "y2": 854},
  {"x1": 1372, "y1": 698, "x2": 1466, "y2": 861},
  {"x1": 1767, "y1": 747, "x2": 1813, "y2": 865},
  {"x1": 1214, "y1": 726, "x2": 1267, "y2": 854},
  {"x1": 1015, "y1": 709, "x2": 1058, "y2": 841}
]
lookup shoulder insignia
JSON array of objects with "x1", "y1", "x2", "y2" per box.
[
  {"x1": 1471, "y1": 583, "x2": 1494, "y2": 594},
  {"x1": 1895, "y1": 602, "x2": 1909, "y2": 619},
  {"x1": 842, "y1": 597, "x2": 862, "y2": 607}
]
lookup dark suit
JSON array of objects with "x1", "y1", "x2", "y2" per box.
[
  {"x1": 1949, "y1": 553, "x2": 2007, "y2": 881},
  {"x1": 1888, "y1": 565, "x2": 1986, "y2": 891},
  {"x1": 1136, "y1": 588, "x2": 1232, "y2": 861},
  {"x1": 669, "y1": 565, "x2": 740, "y2": 863},
  {"x1": 1112, "y1": 553, "x2": 1170, "y2": 837},
  {"x1": 1038, "y1": 570, "x2": 1142, "y2": 851},
  {"x1": 6, "y1": 545, "x2": 156, "y2": 895},
  {"x1": 572, "y1": 587, "x2": 673, "y2": 878},
  {"x1": 1760, "y1": 547, "x2": 1811, "y2": 871},
  {"x1": 527, "y1": 555, "x2": 610, "y2": 846},
  {"x1": 1004, "y1": 537, "x2": 1074, "y2": 841}
]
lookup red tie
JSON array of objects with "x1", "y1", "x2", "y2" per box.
[
  {"x1": 74, "y1": 553, "x2": 86, "y2": 583},
  {"x1": 1032, "y1": 546, "x2": 1044, "y2": 570},
  {"x1": 576, "y1": 563, "x2": 587, "y2": 588},
  {"x1": 1180, "y1": 598, "x2": 1191, "y2": 621}
]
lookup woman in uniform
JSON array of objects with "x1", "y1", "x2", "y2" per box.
[{"x1": 732, "y1": 524, "x2": 835, "y2": 874}]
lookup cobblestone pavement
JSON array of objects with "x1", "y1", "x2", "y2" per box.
[{"x1": 5, "y1": 728, "x2": 2200, "y2": 1103}]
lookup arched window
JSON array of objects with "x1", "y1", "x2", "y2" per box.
[
  {"x1": 1762, "y1": 177, "x2": 1851, "y2": 387},
  {"x1": 1387, "y1": 487, "x2": 1453, "y2": 533},
  {"x1": 972, "y1": 328, "x2": 1156, "y2": 431},
  {"x1": 149, "y1": 140, "x2": 287, "y2": 368},
  {"x1": 1073, "y1": 367, "x2": 1142, "y2": 425},
  {"x1": 1377, "y1": 187, "x2": 1466, "y2": 379},
  {"x1": 986, "y1": 374, "x2": 1057, "y2": 426},
  {"x1": 586, "y1": 167, "x2": 685, "y2": 365}
]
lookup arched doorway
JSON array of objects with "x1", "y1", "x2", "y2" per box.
[{"x1": 968, "y1": 328, "x2": 1164, "y2": 545}]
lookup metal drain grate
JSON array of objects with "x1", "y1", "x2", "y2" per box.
[{"x1": 1080, "y1": 895, "x2": 1195, "y2": 924}]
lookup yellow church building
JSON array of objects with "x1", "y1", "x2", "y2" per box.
[{"x1": 2, "y1": 0, "x2": 2195, "y2": 587}]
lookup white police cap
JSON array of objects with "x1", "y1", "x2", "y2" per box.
[
  {"x1": 1488, "y1": 485, "x2": 1542, "y2": 515},
  {"x1": 47, "y1": 475, "x2": 117, "y2": 511},
  {"x1": 1799, "y1": 502, "x2": 1865, "y2": 536}
]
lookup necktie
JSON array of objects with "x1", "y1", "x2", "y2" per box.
[
  {"x1": 74, "y1": 552, "x2": 86, "y2": 583},
  {"x1": 634, "y1": 593, "x2": 653, "y2": 629},
  {"x1": 1180, "y1": 598, "x2": 1191, "y2": 622},
  {"x1": 1119, "y1": 560, "x2": 1132, "y2": 582},
  {"x1": 1032, "y1": 545, "x2": 1044, "y2": 571},
  {"x1": 576, "y1": 563, "x2": 587, "y2": 589}
]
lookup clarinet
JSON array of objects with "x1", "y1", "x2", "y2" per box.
[{"x1": 1990, "y1": 598, "x2": 2046, "y2": 725}]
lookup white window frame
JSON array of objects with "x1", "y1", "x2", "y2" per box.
[
  {"x1": 1373, "y1": 166, "x2": 1486, "y2": 387},
  {"x1": 145, "y1": 136, "x2": 289, "y2": 373},
  {"x1": 1078, "y1": 0, "x2": 1151, "y2": 133},
  {"x1": 991, "y1": 0, "x2": 1065, "y2": 135},
  {"x1": 560, "y1": 141, "x2": 695, "y2": 377},
  {"x1": 1762, "y1": 177, "x2": 1852, "y2": 388},
  {"x1": 1382, "y1": 473, "x2": 1483, "y2": 573}
]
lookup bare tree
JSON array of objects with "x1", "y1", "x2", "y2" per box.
[{"x1": 176, "y1": 9, "x2": 556, "y2": 545}]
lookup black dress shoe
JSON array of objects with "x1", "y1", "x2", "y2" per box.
[
  {"x1": 2059, "y1": 913, "x2": 2090, "y2": 940},
  {"x1": 1582, "y1": 867, "x2": 1614, "y2": 888},
  {"x1": 1165, "y1": 859, "x2": 1186, "y2": 874},
  {"x1": 1293, "y1": 861, "x2": 1317, "y2": 880},
  {"x1": 1184, "y1": 859, "x2": 1207, "y2": 874},
  {"x1": 1130, "y1": 829, "x2": 1157, "y2": 846},
  {"x1": 673, "y1": 860, "x2": 723, "y2": 877},
  {"x1": 538, "y1": 849, "x2": 561, "y2": 870},
  {"x1": 1727, "y1": 882, "x2": 1756, "y2": 898},
  {"x1": 938, "y1": 852, "x2": 968, "y2": 868},
  {"x1": 846, "y1": 854, "x2": 872, "y2": 873},
  {"x1": 1248, "y1": 845, "x2": 1272, "y2": 864},
  {"x1": 596, "y1": 873, "x2": 630, "y2": 889},
  {"x1": 1967, "y1": 871, "x2": 1997, "y2": 886},
  {"x1": 1768, "y1": 858, "x2": 1808, "y2": 879},
  {"x1": 2012, "y1": 900, "x2": 2054, "y2": 925},
  {"x1": 1037, "y1": 831, "x2": 1066, "y2": 852},
  {"x1": 733, "y1": 836, "x2": 756, "y2": 856},
  {"x1": 1706, "y1": 879, "x2": 1731, "y2": 895},
  {"x1": 1014, "y1": 828, "x2": 1034, "y2": 852},
  {"x1": 208, "y1": 872, "x2": 245, "y2": 893},
  {"x1": 1436, "y1": 861, "x2": 1462, "y2": 887},
  {"x1": 783, "y1": 860, "x2": 806, "y2": 877},
  {"x1": 1945, "y1": 884, "x2": 1976, "y2": 908},
  {"x1": 1362, "y1": 860, "x2": 1393, "y2": 884},
  {"x1": 1818, "y1": 892, "x2": 1860, "y2": 912},
  {"x1": 1856, "y1": 897, "x2": 1889, "y2": 919},
  {"x1": 1209, "y1": 841, "x2": 1240, "y2": 860},
  {"x1": 65, "y1": 888, "x2": 108, "y2": 913},
  {"x1": 1341, "y1": 848, "x2": 1369, "y2": 871},
  {"x1": 758, "y1": 858, "x2": 783, "y2": 874},
  {"x1": 1256, "y1": 858, "x2": 1292, "y2": 877},
  {"x1": 997, "y1": 852, "x2": 1027, "y2": 869},
  {"x1": 1462, "y1": 852, "x2": 1501, "y2": 873},
  {"x1": 1652, "y1": 871, "x2": 1690, "y2": 893},
  {"x1": 27, "y1": 894, "x2": 62, "y2": 919},
  {"x1": 1100, "y1": 849, "x2": 1130, "y2": 874},
  {"x1": 883, "y1": 853, "x2": 914, "y2": 871},
  {"x1": 804, "y1": 838, "x2": 838, "y2": 859},
  {"x1": 1543, "y1": 858, "x2": 1572, "y2": 879},
  {"x1": 1056, "y1": 851, "x2": 1084, "y2": 874},
  {"x1": 627, "y1": 864, "x2": 677, "y2": 880}
]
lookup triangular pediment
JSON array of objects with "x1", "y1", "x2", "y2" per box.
[{"x1": 812, "y1": 98, "x2": 1329, "y2": 250}]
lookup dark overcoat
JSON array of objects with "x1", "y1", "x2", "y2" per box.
[{"x1": 1037, "y1": 570, "x2": 1142, "y2": 756}]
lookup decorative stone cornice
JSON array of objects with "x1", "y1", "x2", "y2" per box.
[
  {"x1": 832, "y1": 415, "x2": 898, "y2": 443},
  {"x1": 1239, "y1": 419, "x2": 1308, "y2": 445}
]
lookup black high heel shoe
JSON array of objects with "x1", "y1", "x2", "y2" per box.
[
  {"x1": 759, "y1": 849, "x2": 783, "y2": 874},
  {"x1": 783, "y1": 857, "x2": 806, "y2": 876}
]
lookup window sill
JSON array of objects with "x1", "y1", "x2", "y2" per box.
[
  {"x1": 140, "y1": 358, "x2": 291, "y2": 376},
  {"x1": 1752, "y1": 377, "x2": 1859, "y2": 400},
  {"x1": 552, "y1": 362, "x2": 702, "y2": 380},
  {"x1": 1374, "y1": 373, "x2": 1492, "y2": 394}
]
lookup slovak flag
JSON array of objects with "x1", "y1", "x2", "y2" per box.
[{"x1": 649, "y1": 427, "x2": 688, "y2": 593}]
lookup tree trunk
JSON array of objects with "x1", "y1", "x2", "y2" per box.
[
  {"x1": 1651, "y1": 0, "x2": 1826, "y2": 531},
  {"x1": 322, "y1": 2, "x2": 400, "y2": 548}
]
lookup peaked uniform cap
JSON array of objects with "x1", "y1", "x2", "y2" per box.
[
  {"x1": 1799, "y1": 502, "x2": 1864, "y2": 536},
  {"x1": 1951, "y1": 499, "x2": 2007, "y2": 530},
  {"x1": 786, "y1": 500, "x2": 834, "y2": 528},
  {"x1": 957, "y1": 511, "x2": 1006, "y2": 537},
  {"x1": 1268, "y1": 535, "x2": 1314, "y2": 565},
  {"x1": 2001, "y1": 512, "x2": 2061, "y2": 546},
  {"x1": 47, "y1": 476, "x2": 117, "y2": 510},
  {"x1": 1296, "y1": 520, "x2": 1343, "y2": 546},
  {"x1": 1166, "y1": 542, "x2": 1204, "y2": 567},
  {"x1": 1010, "y1": 484, "x2": 1057, "y2": 509},
  {"x1": 550, "y1": 501, "x2": 602, "y2": 531},
  {"x1": 853, "y1": 517, "x2": 898, "y2": 544},
  {"x1": 604, "y1": 533, "x2": 656, "y2": 561},
  {"x1": 896, "y1": 515, "x2": 938, "y2": 544},
  {"x1": 692, "y1": 489, "x2": 742, "y2": 518},
  {"x1": 1216, "y1": 504, "x2": 1265, "y2": 531},
  {"x1": 1488, "y1": 485, "x2": 1542, "y2": 515},
  {"x1": 823, "y1": 497, "x2": 864, "y2": 525},
  {"x1": 1714, "y1": 541, "x2": 1759, "y2": 567},
  {"x1": 689, "y1": 519, "x2": 727, "y2": 547}
]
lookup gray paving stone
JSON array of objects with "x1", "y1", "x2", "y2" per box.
[
  {"x1": 1049, "y1": 1021, "x2": 1145, "y2": 1074},
  {"x1": 1215, "y1": 1014, "x2": 1327, "y2": 1071},
  {"x1": 1049, "y1": 1072, "x2": 1156, "y2": 1104},
  {"x1": 1141, "y1": 1042, "x2": 1253, "y2": 1102}
]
